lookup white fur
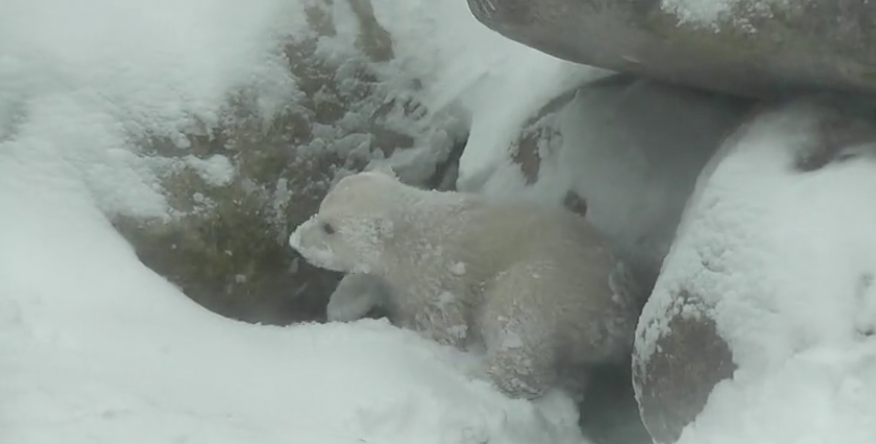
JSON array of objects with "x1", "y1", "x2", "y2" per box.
[{"x1": 289, "y1": 169, "x2": 639, "y2": 399}]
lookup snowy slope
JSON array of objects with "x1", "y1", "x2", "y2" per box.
[
  {"x1": 0, "y1": 187, "x2": 583, "y2": 444},
  {"x1": 0, "y1": 0, "x2": 600, "y2": 443},
  {"x1": 13, "y1": 0, "x2": 874, "y2": 442},
  {"x1": 638, "y1": 100, "x2": 876, "y2": 444}
]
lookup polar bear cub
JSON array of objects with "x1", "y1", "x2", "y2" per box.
[{"x1": 289, "y1": 167, "x2": 639, "y2": 399}]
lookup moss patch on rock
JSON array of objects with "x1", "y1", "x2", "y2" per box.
[{"x1": 112, "y1": 0, "x2": 467, "y2": 326}]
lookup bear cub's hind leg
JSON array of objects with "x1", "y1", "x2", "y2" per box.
[
  {"x1": 485, "y1": 335, "x2": 557, "y2": 400},
  {"x1": 481, "y1": 268, "x2": 559, "y2": 399},
  {"x1": 414, "y1": 298, "x2": 470, "y2": 348}
]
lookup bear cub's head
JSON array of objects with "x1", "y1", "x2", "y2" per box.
[{"x1": 289, "y1": 165, "x2": 402, "y2": 274}]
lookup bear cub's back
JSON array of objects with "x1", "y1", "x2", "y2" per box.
[{"x1": 451, "y1": 201, "x2": 615, "y2": 274}]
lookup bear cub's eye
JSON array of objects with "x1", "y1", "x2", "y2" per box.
[{"x1": 321, "y1": 222, "x2": 335, "y2": 235}]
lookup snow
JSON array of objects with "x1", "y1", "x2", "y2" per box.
[
  {"x1": 661, "y1": 0, "x2": 739, "y2": 25},
  {"x1": 184, "y1": 155, "x2": 237, "y2": 187},
  {"x1": 0, "y1": 194, "x2": 587, "y2": 444},
  {"x1": 661, "y1": 0, "x2": 779, "y2": 30},
  {"x1": 9, "y1": 0, "x2": 872, "y2": 440},
  {"x1": 0, "y1": 0, "x2": 603, "y2": 442},
  {"x1": 0, "y1": 199, "x2": 583, "y2": 444},
  {"x1": 678, "y1": 345, "x2": 876, "y2": 444},
  {"x1": 637, "y1": 99, "x2": 876, "y2": 444},
  {"x1": 366, "y1": 0, "x2": 608, "y2": 187}
]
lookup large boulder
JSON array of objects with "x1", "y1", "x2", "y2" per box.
[
  {"x1": 633, "y1": 95, "x2": 876, "y2": 443},
  {"x1": 459, "y1": 73, "x2": 752, "y2": 296},
  {"x1": 465, "y1": 0, "x2": 876, "y2": 99},
  {"x1": 113, "y1": 0, "x2": 467, "y2": 326}
]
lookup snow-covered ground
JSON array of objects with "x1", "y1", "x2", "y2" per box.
[
  {"x1": 5, "y1": 0, "x2": 875, "y2": 443},
  {"x1": 0, "y1": 0, "x2": 600, "y2": 443},
  {"x1": 0, "y1": 187, "x2": 587, "y2": 444}
]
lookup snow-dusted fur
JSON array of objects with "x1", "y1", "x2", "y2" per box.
[
  {"x1": 289, "y1": 168, "x2": 639, "y2": 399},
  {"x1": 327, "y1": 273, "x2": 394, "y2": 322}
]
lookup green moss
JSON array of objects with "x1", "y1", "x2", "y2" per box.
[{"x1": 112, "y1": 0, "x2": 466, "y2": 326}]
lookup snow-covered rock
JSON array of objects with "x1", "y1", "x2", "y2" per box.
[
  {"x1": 458, "y1": 73, "x2": 751, "y2": 298},
  {"x1": 465, "y1": 0, "x2": 876, "y2": 99},
  {"x1": 452, "y1": 71, "x2": 750, "y2": 444},
  {"x1": 633, "y1": 95, "x2": 876, "y2": 444},
  {"x1": 108, "y1": 0, "x2": 473, "y2": 325}
]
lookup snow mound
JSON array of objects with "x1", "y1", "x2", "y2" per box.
[
  {"x1": 639, "y1": 99, "x2": 876, "y2": 444},
  {"x1": 0, "y1": 182, "x2": 588, "y2": 444},
  {"x1": 680, "y1": 343, "x2": 876, "y2": 444}
]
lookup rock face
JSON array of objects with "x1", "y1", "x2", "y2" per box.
[
  {"x1": 113, "y1": 0, "x2": 466, "y2": 326},
  {"x1": 633, "y1": 289, "x2": 736, "y2": 444},
  {"x1": 463, "y1": 73, "x2": 753, "y2": 300},
  {"x1": 465, "y1": 0, "x2": 876, "y2": 99},
  {"x1": 632, "y1": 94, "x2": 876, "y2": 443}
]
